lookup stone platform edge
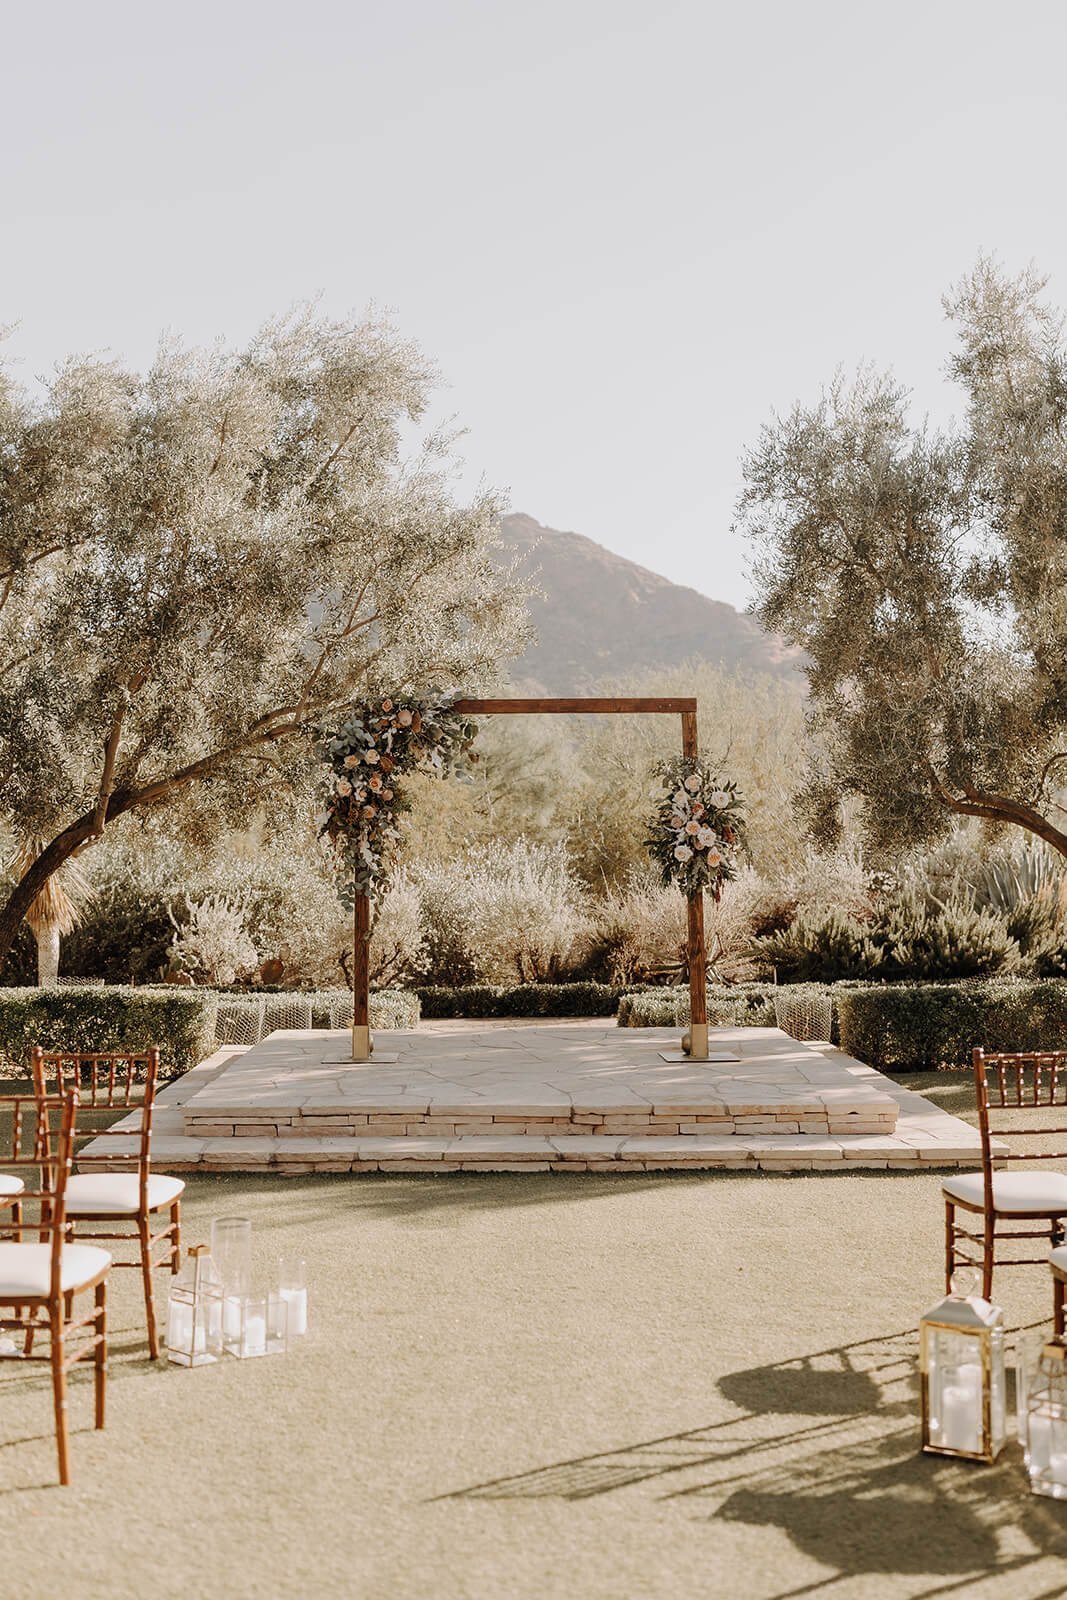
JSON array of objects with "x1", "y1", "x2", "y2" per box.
[{"x1": 78, "y1": 1043, "x2": 991, "y2": 1175}]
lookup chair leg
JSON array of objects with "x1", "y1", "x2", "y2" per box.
[
  {"x1": 1055, "y1": 1275, "x2": 1066, "y2": 1341},
  {"x1": 50, "y1": 1307, "x2": 70, "y2": 1486},
  {"x1": 138, "y1": 1215, "x2": 159, "y2": 1359},
  {"x1": 94, "y1": 1281, "x2": 107, "y2": 1430},
  {"x1": 944, "y1": 1199, "x2": 957, "y2": 1292},
  {"x1": 170, "y1": 1200, "x2": 182, "y2": 1273},
  {"x1": 982, "y1": 1215, "x2": 996, "y2": 1302},
  {"x1": 1053, "y1": 1216, "x2": 1066, "y2": 1252}
]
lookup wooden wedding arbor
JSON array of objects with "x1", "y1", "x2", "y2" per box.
[{"x1": 349, "y1": 696, "x2": 709, "y2": 1063}]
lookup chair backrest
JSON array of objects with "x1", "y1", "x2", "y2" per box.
[
  {"x1": 972, "y1": 1047, "x2": 1067, "y2": 1179},
  {"x1": 0, "y1": 1091, "x2": 77, "y2": 1300},
  {"x1": 31, "y1": 1047, "x2": 159, "y2": 1182}
]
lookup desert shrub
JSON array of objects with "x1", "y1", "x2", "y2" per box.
[
  {"x1": 169, "y1": 895, "x2": 259, "y2": 986},
  {"x1": 876, "y1": 891, "x2": 1019, "y2": 979},
  {"x1": 57, "y1": 835, "x2": 186, "y2": 984},
  {"x1": 753, "y1": 910, "x2": 884, "y2": 983},
  {"x1": 414, "y1": 841, "x2": 594, "y2": 985},
  {"x1": 417, "y1": 983, "x2": 626, "y2": 1018},
  {"x1": 837, "y1": 979, "x2": 1067, "y2": 1072},
  {"x1": 753, "y1": 889, "x2": 1020, "y2": 983},
  {"x1": 0, "y1": 985, "x2": 217, "y2": 1078},
  {"x1": 589, "y1": 865, "x2": 686, "y2": 984}
]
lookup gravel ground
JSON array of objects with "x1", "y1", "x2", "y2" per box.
[{"x1": 3, "y1": 1071, "x2": 1067, "y2": 1599}]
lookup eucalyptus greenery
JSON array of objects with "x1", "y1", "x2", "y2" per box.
[
  {"x1": 0, "y1": 310, "x2": 528, "y2": 971},
  {"x1": 737, "y1": 258, "x2": 1067, "y2": 862}
]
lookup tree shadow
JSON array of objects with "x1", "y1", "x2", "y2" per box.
[
  {"x1": 181, "y1": 1169, "x2": 710, "y2": 1223},
  {"x1": 440, "y1": 1327, "x2": 1063, "y2": 1593}
]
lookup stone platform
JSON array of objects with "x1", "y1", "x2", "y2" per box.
[{"x1": 83, "y1": 1022, "x2": 990, "y2": 1174}]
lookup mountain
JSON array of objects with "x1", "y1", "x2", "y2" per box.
[{"x1": 497, "y1": 513, "x2": 801, "y2": 692}]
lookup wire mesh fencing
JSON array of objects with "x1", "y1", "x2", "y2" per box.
[{"x1": 773, "y1": 988, "x2": 833, "y2": 1043}]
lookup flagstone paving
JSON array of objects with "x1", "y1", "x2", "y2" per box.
[{"x1": 81, "y1": 1022, "x2": 992, "y2": 1173}]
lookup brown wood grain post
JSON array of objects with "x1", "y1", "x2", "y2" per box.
[
  {"x1": 352, "y1": 888, "x2": 371, "y2": 1060},
  {"x1": 681, "y1": 709, "x2": 708, "y2": 1058}
]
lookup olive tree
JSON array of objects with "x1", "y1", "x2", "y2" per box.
[
  {"x1": 737, "y1": 259, "x2": 1067, "y2": 861},
  {"x1": 0, "y1": 309, "x2": 529, "y2": 972}
]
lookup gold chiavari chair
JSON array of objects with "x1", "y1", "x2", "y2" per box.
[
  {"x1": 31, "y1": 1048, "x2": 184, "y2": 1359},
  {"x1": 942, "y1": 1048, "x2": 1067, "y2": 1300},
  {"x1": 0, "y1": 1090, "x2": 110, "y2": 1485},
  {"x1": 0, "y1": 1169, "x2": 24, "y2": 1237}
]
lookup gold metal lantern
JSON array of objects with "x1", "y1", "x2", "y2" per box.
[
  {"x1": 1025, "y1": 1340, "x2": 1067, "y2": 1498},
  {"x1": 166, "y1": 1245, "x2": 224, "y2": 1367},
  {"x1": 920, "y1": 1267, "x2": 1006, "y2": 1463}
]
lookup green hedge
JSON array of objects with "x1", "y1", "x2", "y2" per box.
[
  {"x1": 0, "y1": 986, "x2": 217, "y2": 1079},
  {"x1": 837, "y1": 979, "x2": 1067, "y2": 1072},
  {"x1": 618, "y1": 983, "x2": 788, "y2": 1029},
  {"x1": 417, "y1": 983, "x2": 634, "y2": 1019}
]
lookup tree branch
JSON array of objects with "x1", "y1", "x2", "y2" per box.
[{"x1": 925, "y1": 763, "x2": 1067, "y2": 858}]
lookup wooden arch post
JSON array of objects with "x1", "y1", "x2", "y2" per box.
[{"x1": 349, "y1": 696, "x2": 709, "y2": 1062}]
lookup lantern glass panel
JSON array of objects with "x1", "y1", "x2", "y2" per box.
[
  {"x1": 166, "y1": 1246, "x2": 223, "y2": 1367},
  {"x1": 921, "y1": 1268, "x2": 1005, "y2": 1462},
  {"x1": 1027, "y1": 1345, "x2": 1067, "y2": 1499}
]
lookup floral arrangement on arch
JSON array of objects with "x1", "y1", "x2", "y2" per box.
[
  {"x1": 314, "y1": 695, "x2": 478, "y2": 905},
  {"x1": 645, "y1": 755, "x2": 747, "y2": 899}
]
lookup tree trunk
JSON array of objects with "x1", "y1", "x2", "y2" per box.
[
  {"x1": 37, "y1": 927, "x2": 60, "y2": 987},
  {"x1": 0, "y1": 815, "x2": 100, "y2": 976}
]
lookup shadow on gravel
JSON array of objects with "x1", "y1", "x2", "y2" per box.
[{"x1": 439, "y1": 1327, "x2": 1067, "y2": 1596}]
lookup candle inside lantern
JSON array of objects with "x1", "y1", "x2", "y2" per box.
[{"x1": 939, "y1": 1364, "x2": 982, "y2": 1454}]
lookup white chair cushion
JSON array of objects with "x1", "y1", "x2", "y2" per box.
[
  {"x1": 942, "y1": 1170, "x2": 1067, "y2": 1214},
  {"x1": 0, "y1": 1243, "x2": 112, "y2": 1297},
  {"x1": 1050, "y1": 1246, "x2": 1067, "y2": 1275},
  {"x1": 0, "y1": 1174, "x2": 24, "y2": 1200},
  {"x1": 65, "y1": 1173, "x2": 185, "y2": 1217}
]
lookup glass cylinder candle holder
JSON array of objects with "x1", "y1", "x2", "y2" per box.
[
  {"x1": 210, "y1": 1216, "x2": 252, "y2": 1300},
  {"x1": 278, "y1": 1257, "x2": 308, "y2": 1338},
  {"x1": 920, "y1": 1267, "x2": 1006, "y2": 1463},
  {"x1": 224, "y1": 1295, "x2": 270, "y2": 1359},
  {"x1": 1027, "y1": 1341, "x2": 1067, "y2": 1498},
  {"x1": 223, "y1": 1294, "x2": 289, "y2": 1358},
  {"x1": 166, "y1": 1245, "x2": 223, "y2": 1367}
]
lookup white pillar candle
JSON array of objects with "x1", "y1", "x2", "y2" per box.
[
  {"x1": 279, "y1": 1286, "x2": 308, "y2": 1337},
  {"x1": 167, "y1": 1300, "x2": 193, "y2": 1358},
  {"x1": 242, "y1": 1311, "x2": 267, "y2": 1356},
  {"x1": 940, "y1": 1364, "x2": 982, "y2": 1454}
]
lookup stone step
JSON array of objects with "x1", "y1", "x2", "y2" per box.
[{"x1": 83, "y1": 1128, "x2": 986, "y2": 1175}]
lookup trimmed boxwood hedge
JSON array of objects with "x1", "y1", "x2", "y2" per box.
[
  {"x1": 0, "y1": 986, "x2": 217, "y2": 1080},
  {"x1": 417, "y1": 983, "x2": 637, "y2": 1019},
  {"x1": 837, "y1": 978, "x2": 1067, "y2": 1072},
  {"x1": 619, "y1": 983, "x2": 792, "y2": 1030}
]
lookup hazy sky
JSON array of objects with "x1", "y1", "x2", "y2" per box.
[{"x1": 3, "y1": 0, "x2": 1065, "y2": 608}]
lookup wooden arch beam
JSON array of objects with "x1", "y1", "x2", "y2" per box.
[{"x1": 351, "y1": 695, "x2": 707, "y2": 1061}]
